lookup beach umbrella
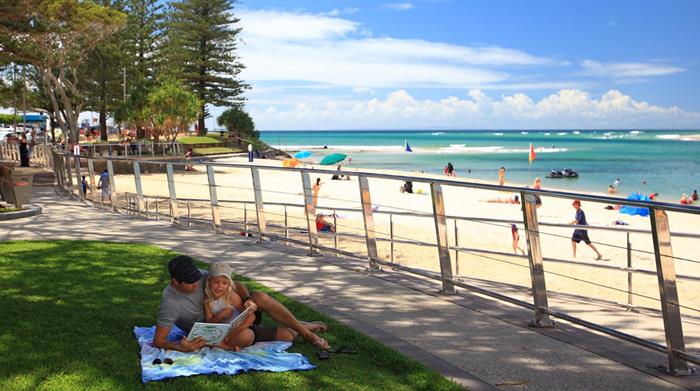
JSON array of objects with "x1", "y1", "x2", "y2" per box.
[
  {"x1": 620, "y1": 192, "x2": 650, "y2": 217},
  {"x1": 294, "y1": 150, "x2": 312, "y2": 159},
  {"x1": 320, "y1": 153, "x2": 347, "y2": 165}
]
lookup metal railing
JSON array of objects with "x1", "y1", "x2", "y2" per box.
[{"x1": 50, "y1": 149, "x2": 700, "y2": 375}]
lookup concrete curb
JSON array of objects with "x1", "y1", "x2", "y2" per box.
[{"x1": 0, "y1": 205, "x2": 42, "y2": 220}]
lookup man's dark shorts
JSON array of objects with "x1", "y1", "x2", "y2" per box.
[
  {"x1": 572, "y1": 229, "x2": 591, "y2": 244},
  {"x1": 250, "y1": 311, "x2": 277, "y2": 343}
]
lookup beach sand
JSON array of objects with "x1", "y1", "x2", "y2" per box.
[{"x1": 106, "y1": 156, "x2": 700, "y2": 328}]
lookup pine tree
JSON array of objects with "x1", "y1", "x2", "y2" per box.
[
  {"x1": 164, "y1": 0, "x2": 248, "y2": 134},
  {"x1": 121, "y1": 0, "x2": 164, "y2": 139}
]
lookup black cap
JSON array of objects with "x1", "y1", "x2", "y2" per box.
[{"x1": 168, "y1": 255, "x2": 202, "y2": 284}]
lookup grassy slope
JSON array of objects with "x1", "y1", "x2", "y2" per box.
[{"x1": 0, "y1": 241, "x2": 463, "y2": 391}]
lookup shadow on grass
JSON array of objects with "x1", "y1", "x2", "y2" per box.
[{"x1": 0, "y1": 240, "x2": 462, "y2": 391}]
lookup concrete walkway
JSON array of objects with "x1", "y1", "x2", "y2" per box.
[{"x1": 2, "y1": 183, "x2": 698, "y2": 390}]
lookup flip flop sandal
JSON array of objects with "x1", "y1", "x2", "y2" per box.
[
  {"x1": 316, "y1": 349, "x2": 330, "y2": 360},
  {"x1": 330, "y1": 346, "x2": 357, "y2": 355}
]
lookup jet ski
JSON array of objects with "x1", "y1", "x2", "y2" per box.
[{"x1": 546, "y1": 168, "x2": 578, "y2": 178}]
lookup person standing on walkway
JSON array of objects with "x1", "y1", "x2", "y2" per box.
[
  {"x1": 570, "y1": 200, "x2": 603, "y2": 260},
  {"x1": 98, "y1": 169, "x2": 111, "y2": 203},
  {"x1": 19, "y1": 133, "x2": 30, "y2": 167},
  {"x1": 312, "y1": 177, "x2": 323, "y2": 208},
  {"x1": 498, "y1": 167, "x2": 506, "y2": 186}
]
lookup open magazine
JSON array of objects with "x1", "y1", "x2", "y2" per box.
[{"x1": 186, "y1": 305, "x2": 256, "y2": 345}]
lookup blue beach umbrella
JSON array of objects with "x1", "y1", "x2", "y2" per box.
[
  {"x1": 294, "y1": 150, "x2": 312, "y2": 159},
  {"x1": 320, "y1": 153, "x2": 347, "y2": 165},
  {"x1": 619, "y1": 192, "x2": 650, "y2": 217}
]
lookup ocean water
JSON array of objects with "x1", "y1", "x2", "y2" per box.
[{"x1": 260, "y1": 130, "x2": 700, "y2": 201}]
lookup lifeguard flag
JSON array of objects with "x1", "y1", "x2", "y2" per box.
[{"x1": 528, "y1": 143, "x2": 536, "y2": 164}]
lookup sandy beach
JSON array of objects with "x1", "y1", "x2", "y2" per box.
[{"x1": 104, "y1": 156, "x2": 700, "y2": 322}]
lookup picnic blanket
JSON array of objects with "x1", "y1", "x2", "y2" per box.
[{"x1": 134, "y1": 326, "x2": 315, "y2": 383}]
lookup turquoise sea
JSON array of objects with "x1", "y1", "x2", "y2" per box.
[{"x1": 260, "y1": 130, "x2": 700, "y2": 201}]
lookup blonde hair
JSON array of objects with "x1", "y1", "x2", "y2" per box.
[{"x1": 205, "y1": 273, "x2": 234, "y2": 305}]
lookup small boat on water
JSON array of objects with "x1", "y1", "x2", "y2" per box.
[{"x1": 546, "y1": 168, "x2": 579, "y2": 178}]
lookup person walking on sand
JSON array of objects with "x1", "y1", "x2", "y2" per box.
[
  {"x1": 498, "y1": 167, "x2": 506, "y2": 186},
  {"x1": 570, "y1": 200, "x2": 603, "y2": 260},
  {"x1": 511, "y1": 224, "x2": 525, "y2": 255},
  {"x1": 98, "y1": 169, "x2": 111, "y2": 203},
  {"x1": 312, "y1": 177, "x2": 323, "y2": 208}
]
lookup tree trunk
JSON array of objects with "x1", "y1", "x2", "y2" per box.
[
  {"x1": 198, "y1": 106, "x2": 206, "y2": 136},
  {"x1": 137, "y1": 125, "x2": 144, "y2": 139},
  {"x1": 100, "y1": 79, "x2": 108, "y2": 141}
]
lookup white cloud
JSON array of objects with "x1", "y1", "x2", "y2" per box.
[
  {"x1": 237, "y1": 9, "x2": 561, "y2": 90},
  {"x1": 248, "y1": 89, "x2": 699, "y2": 129},
  {"x1": 581, "y1": 60, "x2": 685, "y2": 79},
  {"x1": 383, "y1": 3, "x2": 414, "y2": 11}
]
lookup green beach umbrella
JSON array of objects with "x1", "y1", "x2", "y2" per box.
[{"x1": 320, "y1": 153, "x2": 347, "y2": 165}]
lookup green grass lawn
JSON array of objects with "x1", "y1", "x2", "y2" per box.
[
  {"x1": 192, "y1": 147, "x2": 241, "y2": 156},
  {"x1": 0, "y1": 241, "x2": 463, "y2": 391},
  {"x1": 179, "y1": 136, "x2": 223, "y2": 145}
]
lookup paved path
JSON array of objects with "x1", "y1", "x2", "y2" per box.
[{"x1": 2, "y1": 184, "x2": 698, "y2": 391}]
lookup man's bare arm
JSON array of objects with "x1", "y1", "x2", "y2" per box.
[{"x1": 153, "y1": 324, "x2": 206, "y2": 352}]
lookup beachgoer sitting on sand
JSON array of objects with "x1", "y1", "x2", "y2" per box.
[
  {"x1": 693, "y1": 190, "x2": 699, "y2": 202},
  {"x1": 680, "y1": 194, "x2": 691, "y2": 204},
  {"x1": 315, "y1": 214, "x2": 336, "y2": 232},
  {"x1": 485, "y1": 195, "x2": 520, "y2": 204},
  {"x1": 331, "y1": 165, "x2": 342, "y2": 180},
  {"x1": 649, "y1": 193, "x2": 659, "y2": 200},
  {"x1": 400, "y1": 181, "x2": 413, "y2": 194},
  {"x1": 607, "y1": 185, "x2": 617, "y2": 194}
]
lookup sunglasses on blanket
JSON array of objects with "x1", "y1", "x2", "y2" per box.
[{"x1": 152, "y1": 358, "x2": 174, "y2": 365}]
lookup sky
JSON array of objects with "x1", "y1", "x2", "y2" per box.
[{"x1": 217, "y1": 0, "x2": 700, "y2": 130}]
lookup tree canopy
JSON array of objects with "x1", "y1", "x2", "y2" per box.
[
  {"x1": 163, "y1": 0, "x2": 248, "y2": 134},
  {"x1": 217, "y1": 107, "x2": 257, "y2": 140},
  {"x1": 145, "y1": 79, "x2": 200, "y2": 143}
]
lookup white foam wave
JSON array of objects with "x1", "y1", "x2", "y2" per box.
[
  {"x1": 543, "y1": 132, "x2": 551, "y2": 136},
  {"x1": 520, "y1": 131, "x2": 529, "y2": 135},
  {"x1": 656, "y1": 134, "x2": 680, "y2": 140},
  {"x1": 573, "y1": 131, "x2": 581, "y2": 135},
  {"x1": 557, "y1": 132, "x2": 567, "y2": 135},
  {"x1": 629, "y1": 130, "x2": 642, "y2": 135},
  {"x1": 272, "y1": 144, "x2": 403, "y2": 152},
  {"x1": 431, "y1": 132, "x2": 445, "y2": 135},
  {"x1": 492, "y1": 132, "x2": 504, "y2": 136}
]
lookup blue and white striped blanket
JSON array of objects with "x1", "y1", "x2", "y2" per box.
[{"x1": 134, "y1": 326, "x2": 315, "y2": 383}]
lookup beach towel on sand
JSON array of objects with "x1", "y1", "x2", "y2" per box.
[{"x1": 134, "y1": 326, "x2": 315, "y2": 383}]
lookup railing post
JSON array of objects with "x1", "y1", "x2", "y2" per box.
[
  {"x1": 166, "y1": 163, "x2": 179, "y2": 223},
  {"x1": 627, "y1": 232, "x2": 633, "y2": 309},
  {"x1": 133, "y1": 161, "x2": 145, "y2": 214},
  {"x1": 454, "y1": 219, "x2": 460, "y2": 277},
  {"x1": 649, "y1": 207, "x2": 690, "y2": 375},
  {"x1": 187, "y1": 201, "x2": 191, "y2": 227},
  {"x1": 155, "y1": 198, "x2": 160, "y2": 220},
  {"x1": 301, "y1": 171, "x2": 319, "y2": 255},
  {"x1": 65, "y1": 155, "x2": 74, "y2": 196},
  {"x1": 206, "y1": 165, "x2": 221, "y2": 232},
  {"x1": 284, "y1": 205, "x2": 289, "y2": 240},
  {"x1": 430, "y1": 182, "x2": 455, "y2": 294},
  {"x1": 74, "y1": 156, "x2": 85, "y2": 201},
  {"x1": 250, "y1": 167, "x2": 266, "y2": 242},
  {"x1": 106, "y1": 160, "x2": 117, "y2": 212},
  {"x1": 333, "y1": 210, "x2": 338, "y2": 256},
  {"x1": 87, "y1": 159, "x2": 96, "y2": 203},
  {"x1": 358, "y1": 175, "x2": 379, "y2": 269},
  {"x1": 521, "y1": 192, "x2": 554, "y2": 327},
  {"x1": 138, "y1": 143, "x2": 142, "y2": 157},
  {"x1": 390, "y1": 212, "x2": 395, "y2": 264},
  {"x1": 244, "y1": 203, "x2": 248, "y2": 232}
]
